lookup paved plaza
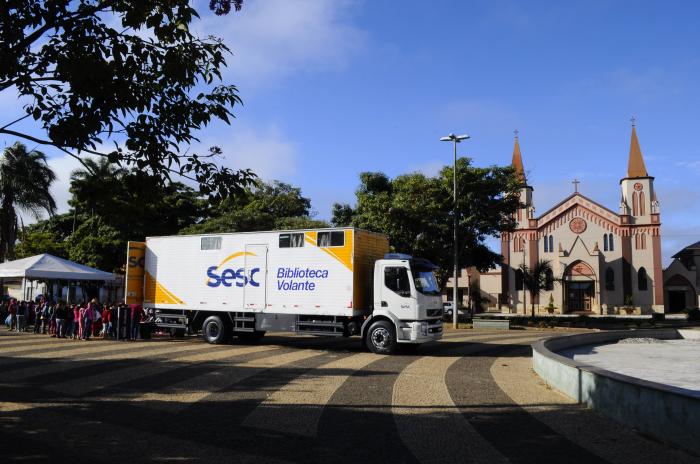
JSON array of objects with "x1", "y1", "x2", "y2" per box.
[{"x1": 0, "y1": 330, "x2": 695, "y2": 463}]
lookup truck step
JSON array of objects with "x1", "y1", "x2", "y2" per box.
[
  {"x1": 298, "y1": 330, "x2": 344, "y2": 337},
  {"x1": 295, "y1": 315, "x2": 345, "y2": 336}
]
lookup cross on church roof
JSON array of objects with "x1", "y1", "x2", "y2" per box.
[
  {"x1": 514, "y1": 129, "x2": 519, "y2": 139},
  {"x1": 630, "y1": 116, "x2": 636, "y2": 127},
  {"x1": 572, "y1": 178, "x2": 580, "y2": 193}
]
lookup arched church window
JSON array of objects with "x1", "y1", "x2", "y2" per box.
[
  {"x1": 549, "y1": 235, "x2": 554, "y2": 253},
  {"x1": 544, "y1": 236, "x2": 548, "y2": 253},
  {"x1": 640, "y1": 192, "x2": 645, "y2": 215},
  {"x1": 638, "y1": 267, "x2": 648, "y2": 291},
  {"x1": 545, "y1": 269, "x2": 554, "y2": 291},
  {"x1": 608, "y1": 233, "x2": 614, "y2": 251},
  {"x1": 632, "y1": 192, "x2": 639, "y2": 216},
  {"x1": 603, "y1": 234, "x2": 608, "y2": 251},
  {"x1": 515, "y1": 269, "x2": 524, "y2": 291},
  {"x1": 605, "y1": 268, "x2": 615, "y2": 291}
]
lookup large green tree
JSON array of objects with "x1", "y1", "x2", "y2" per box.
[
  {"x1": 0, "y1": 142, "x2": 57, "y2": 261},
  {"x1": 0, "y1": 0, "x2": 253, "y2": 199},
  {"x1": 182, "y1": 180, "x2": 328, "y2": 234},
  {"x1": 18, "y1": 160, "x2": 208, "y2": 271},
  {"x1": 69, "y1": 158, "x2": 207, "y2": 238},
  {"x1": 334, "y1": 158, "x2": 522, "y2": 286},
  {"x1": 67, "y1": 216, "x2": 124, "y2": 272},
  {"x1": 15, "y1": 230, "x2": 67, "y2": 260}
]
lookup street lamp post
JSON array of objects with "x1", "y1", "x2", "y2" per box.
[{"x1": 440, "y1": 133, "x2": 470, "y2": 329}]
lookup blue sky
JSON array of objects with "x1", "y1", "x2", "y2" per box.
[{"x1": 2, "y1": 0, "x2": 700, "y2": 264}]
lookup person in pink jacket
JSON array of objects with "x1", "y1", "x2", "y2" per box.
[{"x1": 83, "y1": 300, "x2": 96, "y2": 340}]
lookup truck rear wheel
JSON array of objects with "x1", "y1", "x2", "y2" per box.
[
  {"x1": 202, "y1": 315, "x2": 228, "y2": 344},
  {"x1": 365, "y1": 320, "x2": 397, "y2": 354}
]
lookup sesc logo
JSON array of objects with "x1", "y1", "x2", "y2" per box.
[
  {"x1": 207, "y1": 267, "x2": 260, "y2": 288},
  {"x1": 205, "y1": 251, "x2": 260, "y2": 288},
  {"x1": 128, "y1": 256, "x2": 145, "y2": 268}
]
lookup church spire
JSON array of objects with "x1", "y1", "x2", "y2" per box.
[
  {"x1": 627, "y1": 120, "x2": 648, "y2": 178},
  {"x1": 512, "y1": 130, "x2": 526, "y2": 183}
]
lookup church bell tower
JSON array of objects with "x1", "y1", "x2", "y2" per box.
[
  {"x1": 512, "y1": 132, "x2": 534, "y2": 228},
  {"x1": 620, "y1": 121, "x2": 659, "y2": 224}
]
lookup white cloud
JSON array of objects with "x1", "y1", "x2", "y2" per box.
[
  {"x1": 47, "y1": 153, "x2": 83, "y2": 215},
  {"x1": 204, "y1": 125, "x2": 298, "y2": 181},
  {"x1": 195, "y1": 0, "x2": 365, "y2": 87}
]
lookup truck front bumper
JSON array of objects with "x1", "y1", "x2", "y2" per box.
[{"x1": 398, "y1": 319, "x2": 443, "y2": 343}]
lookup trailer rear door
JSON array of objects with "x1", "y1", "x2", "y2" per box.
[{"x1": 244, "y1": 244, "x2": 267, "y2": 311}]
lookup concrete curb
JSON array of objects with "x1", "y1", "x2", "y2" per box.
[{"x1": 532, "y1": 329, "x2": 700, "y2": 455}]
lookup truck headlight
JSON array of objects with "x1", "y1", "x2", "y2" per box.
[{"x1": 421, "y1": 322, "x2": 428, "y2": 336}]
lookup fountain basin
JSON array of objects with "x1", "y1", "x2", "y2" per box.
[{"x1": 532, "y1": 329, "x2": 700, "y2": 454}]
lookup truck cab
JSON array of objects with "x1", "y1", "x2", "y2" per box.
[{"x1": 362, "y1": 253, "x2": 443, "y2": 353}]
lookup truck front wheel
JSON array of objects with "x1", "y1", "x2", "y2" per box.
[
  {"x1": 365, "y1": 320, "x2": 397, "y2": 354},
  {"x1": 202, "y1": 315, "x2": 228, "y2": 344}
]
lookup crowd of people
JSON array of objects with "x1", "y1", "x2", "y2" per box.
[{"x1": 1, "y1": 297, "x2": 147, "y2": 341}]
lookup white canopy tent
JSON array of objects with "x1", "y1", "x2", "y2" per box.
[{"x1": 0, "y1": 254, "x2": 118, "y2": 302}]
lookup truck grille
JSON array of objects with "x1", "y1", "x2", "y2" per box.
[{"x1": 426, "y1": 308, "x2": 442, "y2": 318}]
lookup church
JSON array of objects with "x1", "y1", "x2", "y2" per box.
[{"x1": 479, "y1": 123, "x2": 664, "y2": 314}]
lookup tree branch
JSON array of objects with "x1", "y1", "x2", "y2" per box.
[{"x1": 0, "y1": 114, "x2": 31, "y2": 131}]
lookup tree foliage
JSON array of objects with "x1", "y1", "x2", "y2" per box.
[
  {"x1": 18, "y1": 172, "x2": 323, "y2": 271},
  {"x1": 69, "y1": 157, "x2": 207, "y2": 239},
  {"x1": 15, "y1": 230, "x2": 67, "y2": 259},
  {"x1": 336, "y1": 158, "x2": 522, "y2": 286},
  {"x1": 1, "y1": 0, "x2": 255, "y2": 199},
  {"x1": 17, "y1": 158, "x2": 207, "y2": 271},
  {"x1": 0, "y1": 142, "x2": 56, "y2": 260},
  {"x1": 67, "y1": 216, "x2": 123, "y2": 271},
  {"x1": 182, "y1": 180, "x2": 328, "y2": 234}
]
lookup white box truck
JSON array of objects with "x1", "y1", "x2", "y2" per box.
[{"x1": 125, "y1": 228, "x2": 443, "y2": 353}]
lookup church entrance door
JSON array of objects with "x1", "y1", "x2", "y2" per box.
[{"x1": 566, "y1": 282, "x2": 593, "y2": 312}]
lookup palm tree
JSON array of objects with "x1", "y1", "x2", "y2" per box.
[
  {"x1": 69, "y1": 157, "x2": 127, "y2": 217},
  {"x1": 519, "y1": 259, "x2": 556, "y2": 317},
  {"x1": 0, "y1": 142, "x2": 57, "y2": 261}
]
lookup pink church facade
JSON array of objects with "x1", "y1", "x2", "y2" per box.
[{"x1": 488, "y1": 125, "x2": 664, "y2": 314}]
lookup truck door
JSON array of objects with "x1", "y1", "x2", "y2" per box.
[
  {"x1": 244, "y1": 244, "x2": 267, "y2": 311},
  {"x1": 379, "y1": 265, "x2": 413, "y2": 315}
]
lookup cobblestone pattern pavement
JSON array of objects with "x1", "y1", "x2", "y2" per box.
[{"x1": 0, "y1": 329, "x2": 695, "y2": 463}]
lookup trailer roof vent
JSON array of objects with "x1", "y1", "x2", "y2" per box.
[{"x1": 384, "y1": 253, "x2": 412, "y2": 260}]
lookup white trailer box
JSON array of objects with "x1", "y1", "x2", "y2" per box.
[{"x1": 139, "y1": 228, "x2": 389, "y2": 317}]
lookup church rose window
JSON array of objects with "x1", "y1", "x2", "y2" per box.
[{"x1": 569, "y1": 218, "x2": 587, "y2": 234}]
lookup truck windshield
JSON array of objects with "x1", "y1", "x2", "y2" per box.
[{"x1": 411, "y1": 267, "x2": 440, "y2": 296}]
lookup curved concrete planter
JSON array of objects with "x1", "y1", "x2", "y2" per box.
[{"x1": 532, "y1": 329, "x2": 700, "y2": 455}]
